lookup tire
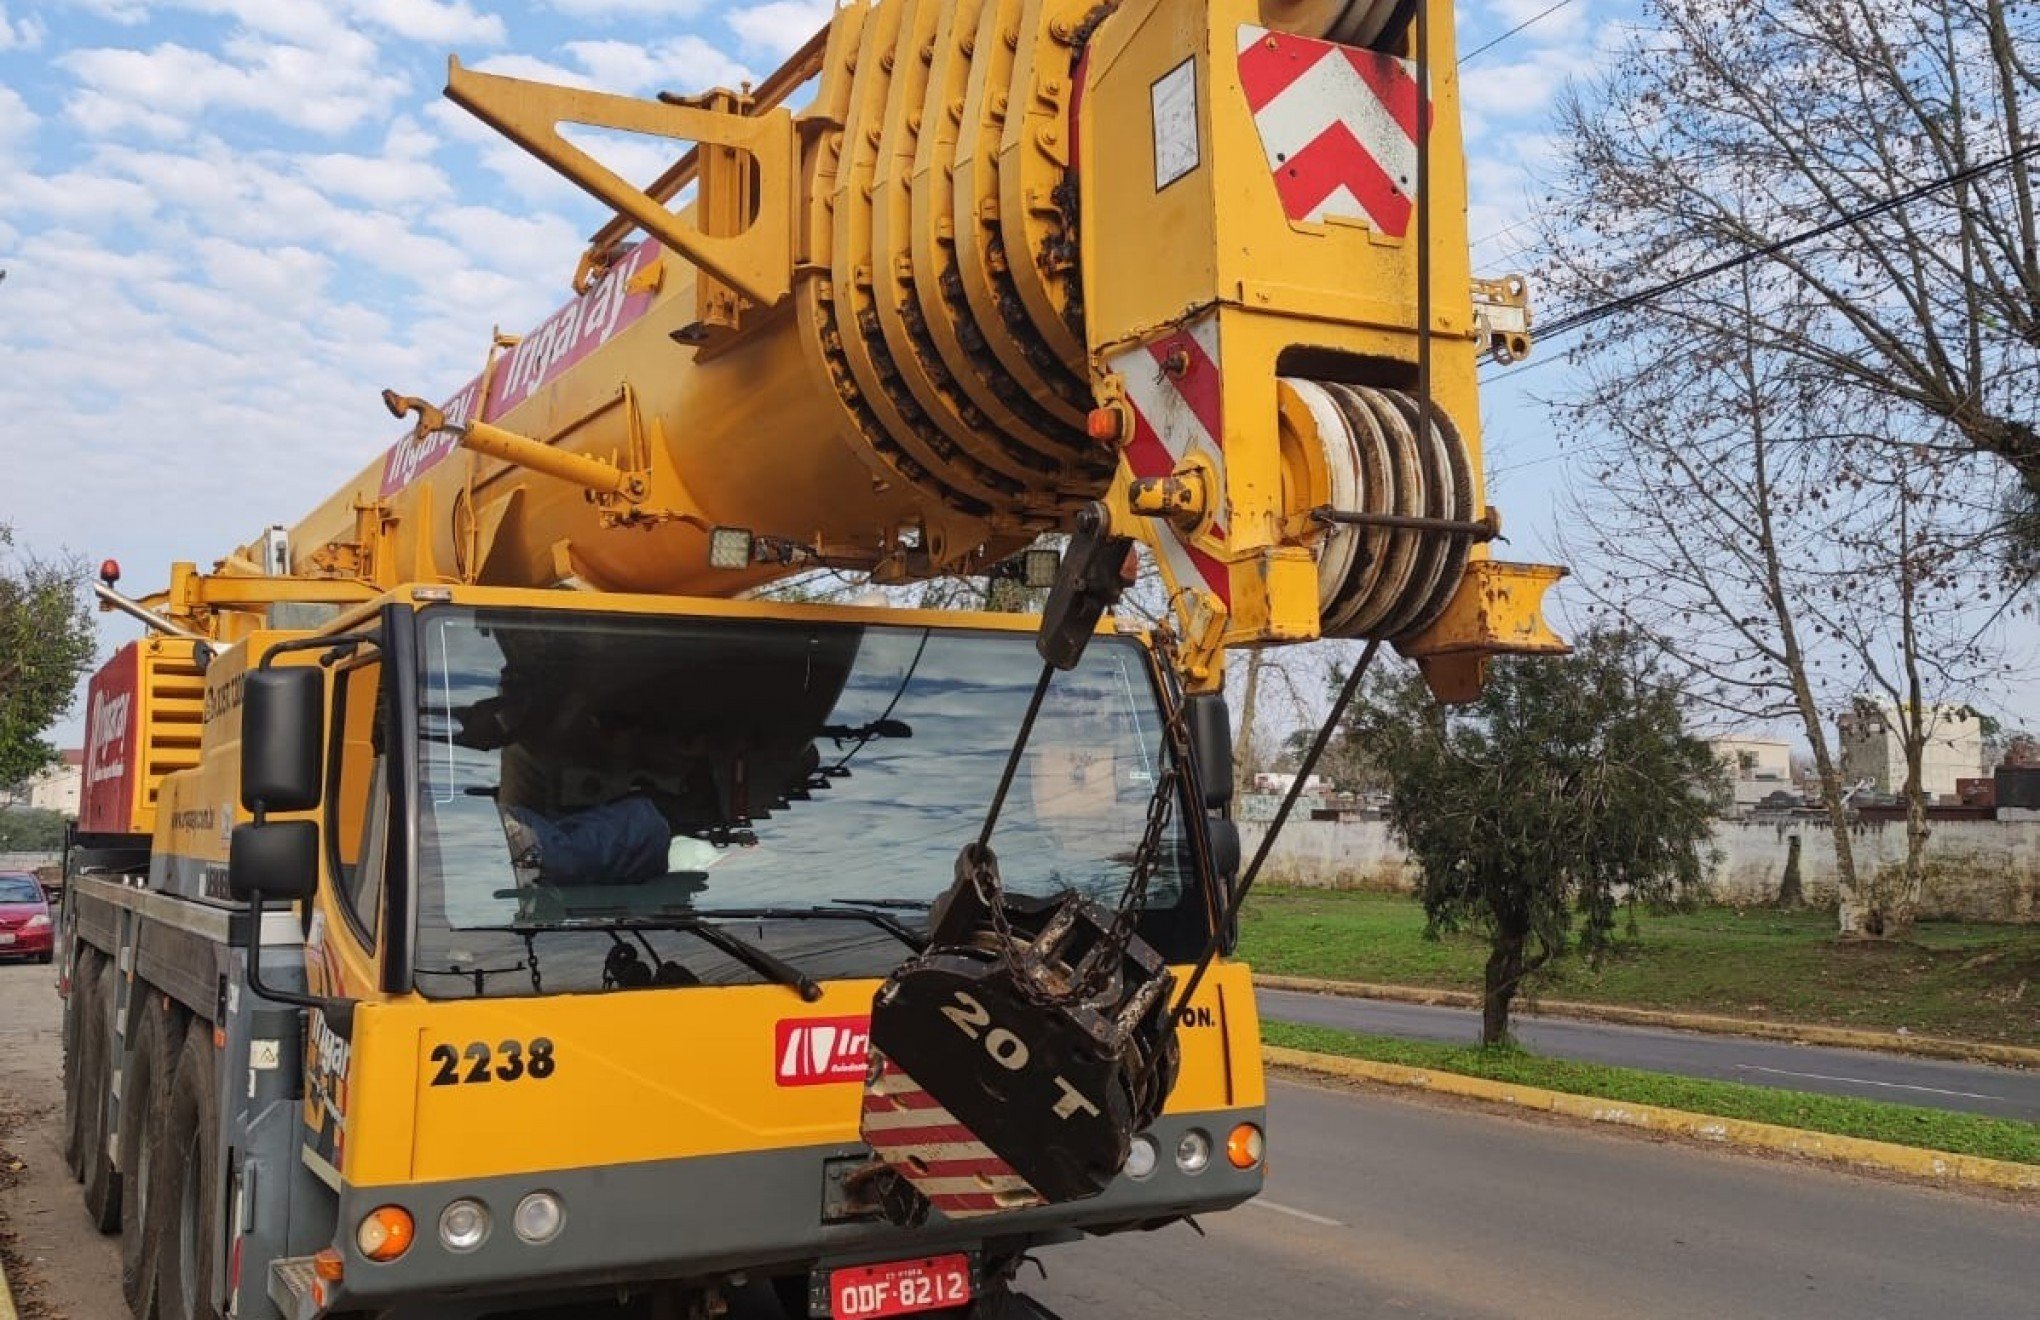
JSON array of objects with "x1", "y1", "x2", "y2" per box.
[
  {"x1": 81, "y1": 960, "x2": 124, "y2": 1232},
  {"x1": 38, "y1": 949, "x2": 54, "y2": 964},
  {"x1": 153, "y1": 1020, "x2": 221, "y2": 1320},
  {"x1": 120, "y1": 993, "x2": 178, "y2": 1316},
  {"x1": 62, "y1": 946, "x2": 98, "y2": 1180}
]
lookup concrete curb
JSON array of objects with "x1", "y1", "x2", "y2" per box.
[
  {"x1": 1254, "y1": 974, "x2": 2040, "y2": 1070},
  {"x1": 1265, "y1": 1044, "x2": 2040, "y2": 1194}
]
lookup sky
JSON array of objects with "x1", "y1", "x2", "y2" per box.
[{"x1": 11, "y1": 0, "x2": 2019, "y2": 747}]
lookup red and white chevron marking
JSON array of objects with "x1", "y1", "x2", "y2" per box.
[
  {"x1": 861, "y1": 1057, "x2": 1046, "y2": 1219},
  {"x1": 1111, "y1": 317, "x2": 1232, "y2": 608},
  {"x1": 1236, "y1": 24, "x2": 1430, "y2": 235}
]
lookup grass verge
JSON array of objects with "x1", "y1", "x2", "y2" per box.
[
  {"x1": 1239, "y1": 888, "x2": 2040, "y2": 1048},
  {"x1": 1263, "y1": 1021, "x2": 2040, "y2": 1166}
]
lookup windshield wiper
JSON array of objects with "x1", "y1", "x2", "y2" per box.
[
  {"x1": 695, "y1": 905, "x2": 930, "y2": 954},
  {"x1": 475, "y1": 918, "x2": 823, "y2": 1002}
]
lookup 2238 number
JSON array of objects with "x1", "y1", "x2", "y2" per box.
[{"x1": 428, "y1": 1038, "x2": 557, "y2": 1087}]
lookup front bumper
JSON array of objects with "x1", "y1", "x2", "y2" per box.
[
  {"x1": 0, "y1": 926, "x2": 52, "y2": 957},
  {"x1": 325, "y1": 1106, "x2": 1264, "y2": 1312}
]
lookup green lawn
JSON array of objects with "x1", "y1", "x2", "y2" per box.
[
  {"x1": 1264, "y1": 1021, "x2": 2040, "y2": 1166},
  {"x1": 1238, "y1": 888, "x2": 2040, "y2": 1048}
]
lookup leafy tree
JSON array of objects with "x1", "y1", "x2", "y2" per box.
[
  {"x1": 0, "y1": 525, "x2": 96, "y2": 788},
  {"x1": 0, "y1": 806, "x2": 68, "y2": 851},
  {"x1": 1350, "y1": 631, "x2": 1722, "y2": 1045}
]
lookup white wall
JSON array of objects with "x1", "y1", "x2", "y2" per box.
[{"x1": 1240, "y1": 817, "x2": 2040, "y2": 923}]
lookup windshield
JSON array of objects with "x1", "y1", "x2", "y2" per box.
[
  {"x1": 0, "y1": 876, "x2": 42, "y2": 904},
  {"x1": 411, "y1": 606, "x2": 1207, "y2": 997}
]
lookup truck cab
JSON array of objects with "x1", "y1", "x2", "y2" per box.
[{"x1": 64, "y1": 584, "x2": 1265, "y2": 1320}]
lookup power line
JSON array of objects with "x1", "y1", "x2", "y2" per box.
[
  {"x1": 1534, "y1": 139, "x2": 2040, "y2": 343},
  {"x1": 1461, "y1": 0, "x2": 1585, "y2": 64}
]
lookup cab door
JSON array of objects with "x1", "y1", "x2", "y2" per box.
[{"x1": 302, "y1": 647, "x2": 388, "y2": 1179}]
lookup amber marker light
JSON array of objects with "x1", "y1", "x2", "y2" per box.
[
  {"x1": 1086, "y1": 406, "x2": 1124, "y2": 443},
  {"x1": 356, "y1": 1207, "x2": 416, "y2": 1262},
  {"x1": 1226, "y1": 1123, "x2": 1265, "y2": 1171},
  {"x1": 312, "y1": 1248, "x2": 345, "y2": 1281}
]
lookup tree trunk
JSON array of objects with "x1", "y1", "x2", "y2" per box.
[
  {"x1": 1236, "y1": 648, "x2": 1265, "y2": 791},
  {"x1": 1481, "y1": 926, "x2": 1526, "y2": 1047},
  {"x1": 1777, "y1": 833, "x2": 1804, "y2": 907}
]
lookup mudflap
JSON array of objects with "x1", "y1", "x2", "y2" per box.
[{"x1": 862, "y1": 846, "x2": 1178, "y2": 1217}]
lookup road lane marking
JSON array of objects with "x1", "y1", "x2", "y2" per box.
[
  {"x1": 1243, "y1": 1198, "x2": 1343, "y2": 1228},
  {"x1": 1733, "y1": 1065, "x2": 2003, "y2": 1103}
]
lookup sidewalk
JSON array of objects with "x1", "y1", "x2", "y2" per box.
[{"x1": 1255, "y1": 973, "x2": 2040, "y2": 1069}]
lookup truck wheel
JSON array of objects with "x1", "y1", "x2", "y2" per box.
[
  {"x1": 81, "y1": 959, "x2": 124, "y2": 1232},
  {"x1": 153, "y1": 1020, "x2": 221, "y2": 1320},
  {"x1": 120, "y1": 993, "x2": 177, "y2": 1316},
  {"x1": 62, "y1": 946, "x2": 99, "y2": 1180}
]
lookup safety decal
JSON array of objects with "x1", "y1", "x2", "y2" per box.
[
  {"x1": 1236, "y1": 24, "x2": 1430, "y2": 235},
  {"x1": 860, "y1": 1056, "x2": 1046, "y2": 1218},
  {"x1": 1110, "y1": 317, "x2": 1232, "y2": 608}
]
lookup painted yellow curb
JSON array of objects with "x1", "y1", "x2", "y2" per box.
[
  {"x1": 1265, "y1": 1044, "x2": 2040, "y2": 1194},
  {"x1": 1254, "y1": 974, "x2": 2040, "y2": 1070},
  {"x1": 0, "y1": 1245, "x2": 18, "y2": 1320}
]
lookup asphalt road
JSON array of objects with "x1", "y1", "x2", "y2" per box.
[
  {"x1": 1260, "y1": 987, "x2": 2040, "y2": 1122},
  {"x1": 4, "y1": 963, "x2": 2034, "y2": 1320}
]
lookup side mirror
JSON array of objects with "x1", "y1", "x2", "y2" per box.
[
  {"x1": 1186, "y1": 693, "x2": 1233, "y2": 810},
  {"x1": 228, "y1": 820, "x2": 319, "y2": 903},
  {"x1": 242, "y1": 668, "x2": 324, "y2": 812},
  {"x1": 1207, "y1": 818, "x2": 1242, "y2": 953}
]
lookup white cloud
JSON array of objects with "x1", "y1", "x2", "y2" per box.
[
  {"x1": 0, "y1": 2, "x2": 45, "y2": 49},
  {"x1": 562, "y1": 36, "x2": 753, "y2": 95},
  {"x1": 0, "y1": 84, "x2": 37, "y2": 162},
  {"x1": 542, "y1": 0, "x2": 708, "y2": 18},
  {"x1": 470, "y1": 50, "x2": 595, "y2": 88},
  {"x1": 299, "y1": 148, "x2": 453, "y2": 208},
  {"x1": 725, "y1": 1, "x2": 833, "y2": 59},
  {"x1": 65, "y1": 0, "x2": 150, "y2": 24},
  {"x1": 59, "y1": 35, "x2": 408, "y2": 138},
  {"x1": 346, "y1": 0, "x2": 506, "y2": 45}
]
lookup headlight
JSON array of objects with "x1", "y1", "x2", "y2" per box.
[
  {"x1": 1124, "y1": 1135, "x2": 1159, "y2": 1180},
  {"x1": 25, "y1": 914, "x2": 49, "y2": 929},
  {"x1": 438, "y1": 1199, "x2": 490, "y2": 1252},
  {"x1": 1175, "y1": 1129, "x2": 1211, "y2": 1174},
  {"x1": 513, "y1": 1192, "x2": 564, "y2": 1244}
]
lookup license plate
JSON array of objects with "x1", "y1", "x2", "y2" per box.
[
  {"x1": 829, "y1": 1254, "x2": 972, "y2": 1319},
  {"x1": 0, "y1": 932, "x2": 14, "y2": 945}
]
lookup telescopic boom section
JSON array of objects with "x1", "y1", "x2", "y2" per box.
[{"x1": 201, "y1": 0, "x2": 1562, "y2": 697}]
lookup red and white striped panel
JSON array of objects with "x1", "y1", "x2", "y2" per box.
[
  {"x1": 1110, "y1": 316, "x2": 1232, "y2": 608},
  {"x1": 1236, "y1": 24, "x2": 1430, "y2": 235},
  {"x1": 861, "y1": 1057, "x2": 1046, "y2": 1219}
]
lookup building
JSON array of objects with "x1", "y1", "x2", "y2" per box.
[
  {"x1": 1837, "y1": 704, "x2": 1984, "y2": 800},
  {"x1": 0, "y1": 750, "x2": 83, "y2": 817},
  {"x1": 1709, "y1": 736, "x2": 1795, "y2": 812}
]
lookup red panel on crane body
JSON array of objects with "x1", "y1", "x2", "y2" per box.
[{"x1": 79, "y1": 644, "x2": 141, "y2": 835}]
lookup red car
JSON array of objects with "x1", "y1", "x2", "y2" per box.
[{"x1": 0, "y1": 871, "x2": 54, "y2": 964}]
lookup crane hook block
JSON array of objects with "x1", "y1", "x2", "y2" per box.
[{"x1": 861, "y1": 844, "x2": 1180, "y2": 1217}]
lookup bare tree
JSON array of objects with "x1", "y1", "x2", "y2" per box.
[
  {"x1": 1545, "y1": 0, "x2": 2040, "y2": 513},
  {"x1": 1550, "y1": 267, "x2": 1867, "y2": 922},
  {"x1": 1804, "y1": 450, "x2": 2014, "y2": 934}
]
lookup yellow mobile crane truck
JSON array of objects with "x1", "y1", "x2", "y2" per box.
[{"x1": 59, "y1": 1, "x2": 1561, "y2": 1317}]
